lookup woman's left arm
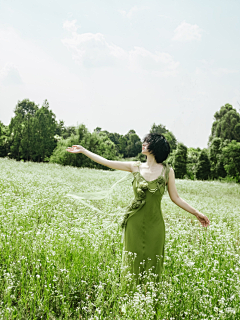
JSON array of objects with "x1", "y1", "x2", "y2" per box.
[{"x1": 167, "y1": 168, "x2": 210, "y2": 227}]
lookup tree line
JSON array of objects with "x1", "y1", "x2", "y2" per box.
[
  {"x1": 1, "y1": 99, "x2": 240, "y2": 181},
  {"x1": 170, "y1": 103, "x2": 240, "y2": 182}
]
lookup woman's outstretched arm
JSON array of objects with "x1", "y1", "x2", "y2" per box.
[
  {"x1": 66, "y1": 145, "x2": 136, "y2": 172},
  {"x1": 167, "y1": 168, "x2": 210, "y2": 227}
]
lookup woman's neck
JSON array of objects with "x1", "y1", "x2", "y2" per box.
[{"x1": 146, "y1": 154, "x2": 159, "y2": 169}]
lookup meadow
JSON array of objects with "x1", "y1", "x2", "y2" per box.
[{"x1": 0, "y1": 158, "x2": 240, "y2": 320}]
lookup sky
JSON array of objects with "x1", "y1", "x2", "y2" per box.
[{"x1": 0, "y1": 0, "x2": 240, "y2": 148}]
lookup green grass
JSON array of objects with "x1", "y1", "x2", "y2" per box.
[{"x1": 0, "y1": 158, "x2": 240, "y2": 319}]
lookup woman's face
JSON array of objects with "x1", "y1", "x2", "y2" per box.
[{"x1": 142, "y1": 142, "x2": 149, "y2": 154}]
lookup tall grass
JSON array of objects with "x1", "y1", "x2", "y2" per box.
[{"x1": 0, "y1": 158, "x2": 239, "y2": 319}]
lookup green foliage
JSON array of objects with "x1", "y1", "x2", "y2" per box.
[
  {"x1": 164, "y1": 131, "x2": 177, "y2": 151},
  {"x1": 4, "y1": 98, "x2": 240, "y2": 183},
  {"x1": 55, "y1": 120, "x2": 77, "y2": 139},
  {"x1": 164, "y1": 149, "x2": 176, "y2": 167},
  {"x1": 209, "y1": 103, "x2": 240, "y2": 143},
  {"x1": 150, "y1": 123, "x2": 177, "y2": 151},
  {"x1": 14, "y1": 98, "x2": 38, "y2": 117},
  {"x1": 32, "y1": 100, "x2": 57, "y2": 162},
  {"x1": 195, "y1": 149, "x2": 211, "y2": 180},
  {"x1": 50, "y1": 124, "x2": 118, "y2": 169},
  {"x1": 150, "y1": 123, "x2": 168, "y2": 135},
  {"x1": 0, "y1": 121, "x2": 9, "y2": 157},
  {"x1": 222, "y1": 140, "x2": 240, "y2": 181},
  {"x1": 209, "y1": 138, "x2": 227, "y2": 179},
  {"x1": 7, "y1": 99, "x2": 57, "y2": 162},
  {"x1": 135, "y1": 152, "x2": 147, "y2": 162},
  {"x1": 8, "y1": 100, "x2": 39, "y2": 160},
  {"x1": 95, "y1": 128, "x2": 141, "y2": 158},
  {"x1": 172, "y1": 143, "x2": 187, "y2": 178},
  {"x1": 125, "y1": 131, "x2": 142, "y2": 157},
  {"x1": 186, "y1": 147, "x2": 201, "y2": 180}
]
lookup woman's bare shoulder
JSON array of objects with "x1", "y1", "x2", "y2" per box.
[{"x1": 131, "y1": 161, "x2": 142, "y2": 172}]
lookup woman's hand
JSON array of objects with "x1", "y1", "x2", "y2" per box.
[
  {"x1": 195, "y1": 212, "x2": 210, "y2": 228},
  {"x1": 66, "y1": 145, "x2": 86, "y2": 154}
]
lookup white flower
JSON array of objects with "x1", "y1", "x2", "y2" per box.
[{"x1": 121, "y1": 304, "x2": 126, "y2": 313}]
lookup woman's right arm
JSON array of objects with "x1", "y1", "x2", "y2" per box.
[
  {"x1": 167, "y1": 168, "x2": 210, "y2": 227},
  {"x1": 66, "y1": 145, "x2": 136, "y2": 172}
]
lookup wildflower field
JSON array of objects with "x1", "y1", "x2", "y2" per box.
[{"x1": 0, "y1": 158, "x2": 240, "y2": 320}]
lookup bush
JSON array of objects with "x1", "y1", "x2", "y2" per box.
[{"x1": 50, "y1": 124, "x2": 118, "y2": 169}]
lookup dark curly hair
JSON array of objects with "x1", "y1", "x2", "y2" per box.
[{"x1": 143, "y1": 133, "x2": 171, "y2": 163}]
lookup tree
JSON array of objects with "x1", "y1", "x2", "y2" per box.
[
  {"x1": 102, "y1": 129, "x2": 142, "y2": 158},
  {"x1": 14, "y1": 99, "x2": 38, "y2": 118},
  {"x1": 50, "y1": 124, "x2": 118, "y2": 169},
  {"x1": 118, "y1": 135, "x2": 128, "y2": 157},
  {"x1": 209, "y1": 104, "x2": 240, "y2": 144},
  {"x1": 125, "y1": 133, "x2": 142, "y2": 158},
  {"x1": 186, "y1": 147, "x2": 201, "y2": 179},
  {"x1": 63, "y1": 126, "x2": 77, "y2": 139},
  {"x1": 195, "y1": 149, "x2": 211, "y2": 180},
  {"x1": 164, "y1": 131, "x2": 177, "y2": 151},
  {"x1": 8, "y1": 99, "x2": 39, "y2": 160},
  {"x1": 222, "y1": 140, "x2": 240, "y2": 181},
  {"x1": 32, "y1": 100, "x2": 57, "y2": 162},
  {"x1": 7, "y1": 99, "x2": 58, "y2": 162},
  {"x1": 55, "y1": 120, "x2": 65, "y2": 136},
  {"x1": 19, "y1": 113, "x2": 37, "y2": 161},
  {"x1": 9, "y1": 113, "x2": 25, "y2": 160},
  {"x1": 172, "y1": 143, "x2": 187, "y2": 178},
  {"x1": 106, "y1": 132, "x2": 120, "y2": 145},
  {"x1": 94, "y1": 127, "x2": 102, "y2": 134},
  {"x1": 0, "y1": 121, "x2": 9, "y2": 157},
  {"x1": 150, "y1": 123, "x2": 168, "y2": 135},
  {"x1": 209, "y1": 138, "x2": 226, "y2": 179}
]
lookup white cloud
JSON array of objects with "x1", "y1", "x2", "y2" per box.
[
  {"x1": 62, "y1": 31, "x2": 127, "y2": 68},
  {"x1": 129, "y1": 47, "x2": 179, "y2": 76},
  {"x1": 0, "y1": 63, "x2": 23, "y2": 86},
  {"x1": 62, "y1": 20, "x2": 179, "y2": 75},
  {"x1": 173, "y1": 21, "x2": 203, "y2": 42},
  {"x1": 63, "y1": 19, "x2": 80, "y2": 33},
  {"x1": 119, "y1": 6, "x2": 147, "y2": 19}
]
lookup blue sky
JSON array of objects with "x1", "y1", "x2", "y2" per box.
[{"x1": 0, "y1": 0, "x2": 239, "y2": 148}]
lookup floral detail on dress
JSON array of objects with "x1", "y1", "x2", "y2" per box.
[
  {"x1": 120, "y1": 164, "x2": 170, "y2": 231},
  {"x1": 133, "y1": 161, "x2": 141, "y2": 167},
  {"x1": 136, "y1": 188, "x2": 145, "y2": 199},
  {"x1": 121, "y1": 178, "x2": 148, "y2": 229},
  {"x1": 120, "y1": 199, "x2": 146, "y2": 229},
  {"x1": 156, "y1": 175, "x2": 166, "y2": 190},
  {"x1": 138, "y1": 181, "x2": 148, "y2": 190}
]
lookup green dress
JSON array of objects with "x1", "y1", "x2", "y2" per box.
[{"x1": 121, "y1": 162, "x2": 170, "y2": 284}]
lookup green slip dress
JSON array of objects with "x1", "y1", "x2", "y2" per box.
[{"x1": 121, "y1": 161, "x2": 170, "y2": 284}]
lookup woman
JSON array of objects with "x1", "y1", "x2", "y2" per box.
[{"x1": 66, "y1": 133, "x2": 210, "y2": 284}]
